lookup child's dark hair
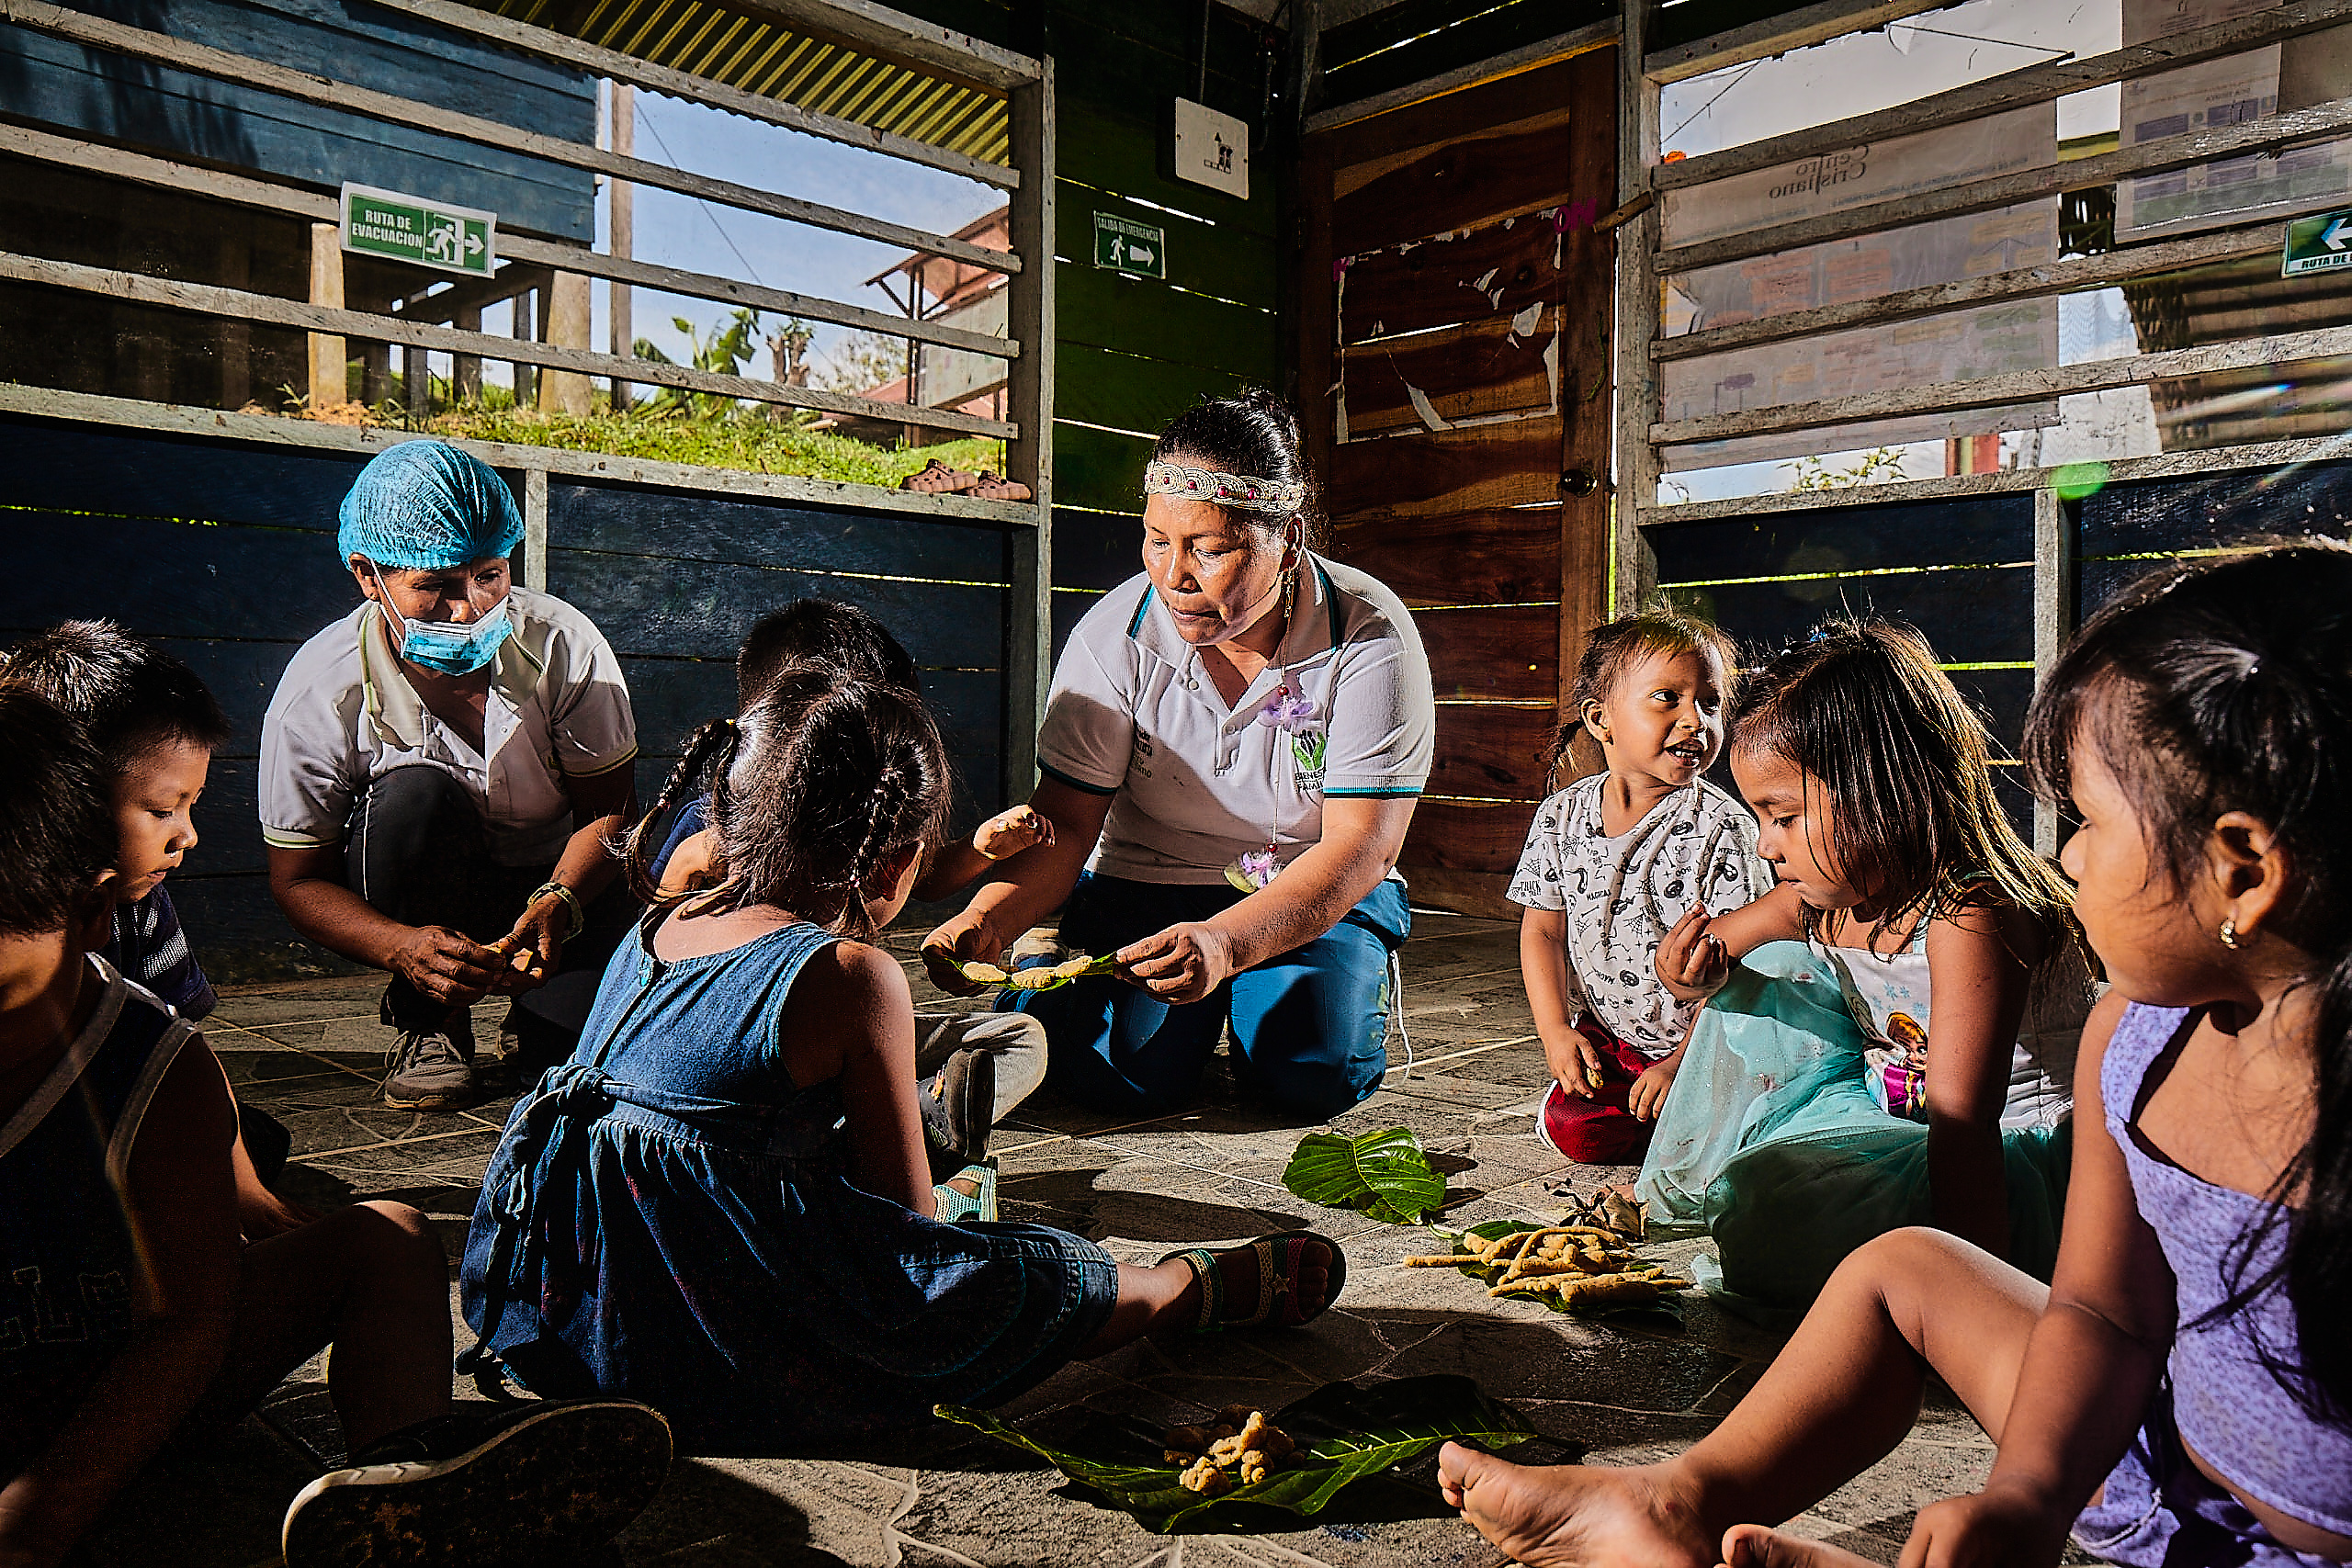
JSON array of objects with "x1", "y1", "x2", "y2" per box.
[
  {"x1": 623, "y1": 661, "x2": 950, "y2": 938},
  {"x1": 2023, "y1": 539, "x2": 2352, "y2": 1415},
  {"x1": 0, "y1": 686, "x2": 114, "y2": 934},
  {"x1": 1736, "y1": 615, "x2": 2075, "y2": 949},
  {"x1": 1547, "y1": 608, "x2": 1741, "y2": 781},
  {"x1": 0, "y1": 620, "x2": 232, "y2": 770},
  {"x1": 736, "y1": 600, "x2": 916, "y2": 708},
  {"x1": 1154, "y1": 390, "x2": 1322, "y2": 548}
]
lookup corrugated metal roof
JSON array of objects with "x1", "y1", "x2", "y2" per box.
[{"x1": 476, "y1": 0, "x2": 1011, "y2": 164}]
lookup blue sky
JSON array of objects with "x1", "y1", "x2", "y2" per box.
[{"x1": 480, "y1": 89, "x2": 1004, "y2": 391}]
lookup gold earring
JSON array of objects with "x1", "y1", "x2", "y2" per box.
[{"x1": 2220, "y1": 914, "x2": 2241, "y2": 950}]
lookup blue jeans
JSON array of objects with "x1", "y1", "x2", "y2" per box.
[{"x1": 1012, "y1": 873, "x2": 1410, "y2": 1121}]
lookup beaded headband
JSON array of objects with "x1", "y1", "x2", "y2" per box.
[{"x1": 1143, "y1": 458, "x2": 1306, "y2": 515}]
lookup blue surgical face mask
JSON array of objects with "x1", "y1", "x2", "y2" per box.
[{"x1": 370, "y1": 562, "x2": 514, "y2": 675}]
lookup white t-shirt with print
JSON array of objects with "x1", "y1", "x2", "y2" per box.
[
  {"x1": 260, "y1": 586, "x2": 638, "y2": 867},
  {"x1": 1037, "y1": 555, "x2": 1434, "y2": 885},
  {"x1": 1508, "y1": 774, "x2": 1767, "y2": 1057}
]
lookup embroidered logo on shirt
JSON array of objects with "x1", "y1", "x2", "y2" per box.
[{"x1": 1292, "y1": 728, "x2": 1327, "y2": 789}]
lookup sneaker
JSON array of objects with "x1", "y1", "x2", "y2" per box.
[
  {"x1": 282, "y1": 1398, "x2": 671, "y2": 1568},
  {"x1": 918, "y1": 1045, "x2": 995, "y2": 1183},
  {"x1": 381, "y1": 1027, "x2": 484, "y2": 1111}
]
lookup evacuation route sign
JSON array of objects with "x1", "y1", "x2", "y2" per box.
[
  {"x1": 2283, "y1": 208, "x2": 2352, "y2": 278},
  {"x1": 1092, "y1": 211, "x2": 1166, "y2": 279},
  {"x1": 341, "y1": 183, "x2": 497, "y2": 277}
]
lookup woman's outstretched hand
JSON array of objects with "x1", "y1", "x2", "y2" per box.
[
  {"x1": 921, "y1": 912, "x2": 1001, "y2": 997},
  {"x1": 1118, "y1": 920, "x2": 1236, "y2": 1006},
  {"x1": 1658, "y1": 903, "x2": 1733, "y2": 1003}
]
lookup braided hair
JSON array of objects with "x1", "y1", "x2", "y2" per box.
[{"x1": 626, "y1": 660, "x2": 950, "y2": 937}]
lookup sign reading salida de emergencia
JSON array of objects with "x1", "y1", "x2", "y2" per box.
[{"x1": 341, "y1": 183, "x2": 497, "y2": 277}]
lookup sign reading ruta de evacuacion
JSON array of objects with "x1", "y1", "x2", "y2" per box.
[
  {"x1": 1092, "y1": 211, "x2": 1166, "y2": 279},
  {"x1": 341, "y1": 183, "x2": 497, "y2": 277},
  {"x1": 2283, "y1": 208, "x2": 2352, "y2": 278}
]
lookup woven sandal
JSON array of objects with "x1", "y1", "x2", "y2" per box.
[
  {"x1": 900, "y1": 458, "x2": 978, "y2": 493},
  {"x1": 933, "y1": 1157, "x2": 999, "y2": 1224},
  {"x1": 1158, "y1": 1230, "x2": 1346, "y2": 1333}
]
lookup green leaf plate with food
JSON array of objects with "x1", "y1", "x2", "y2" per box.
[{"x1": 936, "y1": 1375, "x2": 1533, "y2": 1535}]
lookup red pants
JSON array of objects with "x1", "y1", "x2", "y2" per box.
[{"x1": 1538, "y1": 1030, "x2": 1657, "y2": 1164}]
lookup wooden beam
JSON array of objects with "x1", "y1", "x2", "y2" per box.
[
  {"x1": 1657, "y1": 95, "x2": 2352, "y2": 276},
  {"x1": 1302, "y1": 17, "x2": 1619, "y2": 136},
  {"x1": 1651, "y1": 322, "x2": 2352, "y2": 446},
  {"x1": 1646, "y1": 0, "x2": 1949, "y2": 85},
  {"x1": 0, "y1": 249, "x2": 1017, "y2": 438},
  {"x1": 366, "y1": 0, "x2": 1019, "y2": 188},
  {"x1": 1633, "y1": 429, "x2": 2352, "y2": 523},
  {"x1": 2030, "y1": 485, "x2": 2075, "y2": 857},
  {"x1": 6, "y1": 2, "x2": 1021, "y2": 275},
  {"x1": 727, "y1": 0, "x2": 1039, "y2": 94},
  {"x1": 1659, "y1": 0, "x2": 2352, "y2": 188},
  {"x1": 307, "y1": 221, "x2": 345, "y2": 410},
  {"x1": 390, "y1": 265, "x2": 552, "y2": 326},
  {"x1": 1560, "y1": 43, "x2": 1616, "y2": 760},
  {"x1": 0, "y1": 124, "x2": 1017, "y2": 358},
  {"x1": 1003, "y1": 58, "x2": 1055, "y2": 807},
  {"x1": 609, "y1": 83, "x2": 634, "y2": 412},
  {"x1": 0, "y1": 383, "x2": 1044, "y2": 525},
  {"x1": 1656, "y1": 221, "x2": 2289, "y2": 363},
  {"x1": 523, "y1": 468, "x2": 549, "y2": 592},
  {"x1": 1611, "y1": 0, "x2": 1661, "y2": 610}
]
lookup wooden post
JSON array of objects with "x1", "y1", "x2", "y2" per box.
[
  {"x1": 523, "y1": 468, "x2": 548, "y2": 591},
  {"x1": 1611, "y1": 1, "x2": 1661, "y2": 612},
  {"x1": 1003, "y1": 56, "x2": 1056, "y2": 809},
  {"x1": 453, "y1": 307, "x2": 482, "y2": 401},
  {"x1": 216, "y1": 220, "x2": 251, "y2": 409},
  {"x1": 537, "y1": 270, "x2": 593, "y2": 415},
  {"x1": 307, "y1": 220, "x2": 345, "y2": 411},
  {"x1": 361, "y1": 337, "x2": 391, "y2": 407},
  {"x1": 406, "y1": 344, "x2": 431, "y2": 423},
  {"x1": 2031, "y1": 484, "x2": 2078, "y2": 857},
  {"x1": 514, "y1": 286, "x2": 537, "y2": 407},
  {"x1": 609, "y1": 82, "x2": 635, "y2": 410},
  {"x1": 1560, "y1": 44, "x2": 1619, "y2": 784}
]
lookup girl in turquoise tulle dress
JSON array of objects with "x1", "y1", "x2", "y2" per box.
[{"x1": 1633, "y1": 617, "x2": 2096, "y2": 1312}]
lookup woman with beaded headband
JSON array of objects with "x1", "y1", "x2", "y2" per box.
[{"x1": 924, "y1": 391, "x2": 1435, "y2": 1120}]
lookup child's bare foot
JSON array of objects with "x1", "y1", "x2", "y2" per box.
[
  {"x1": 1438, "y1": 1445, "x2": 1715, "y2": 1568},
  {"x1": 1719, "y1": 1524, "x2": 1884, "y2": 1567}
]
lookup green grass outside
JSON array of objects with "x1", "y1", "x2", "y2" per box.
[{"x1": 425, "y1": 407, "x2": 1007, "y2": 488}]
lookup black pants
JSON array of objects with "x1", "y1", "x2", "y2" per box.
[{"x1": 346, "y1": 765, "x2": 631, "y2": 1042}]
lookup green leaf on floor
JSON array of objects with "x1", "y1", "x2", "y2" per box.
[
  {"x1": 936, "y1": 1375, "x2": 1534, "y2": 1534},
  {"x1": 1280, "y1": 1125, "x2": 1445, "y2": 1225}
]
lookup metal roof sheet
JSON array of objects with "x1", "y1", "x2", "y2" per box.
[{"x1": 474, "y1": 0, "x2": 1011, "y2": 165}]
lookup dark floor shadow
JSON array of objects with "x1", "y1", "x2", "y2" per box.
[
  {"x1": 617, "y1": 1459, "x2": 859, "y2": 1566},
  {"x1": 1000, "y1": 1167, "x2": 1299, "y2": 1243}
]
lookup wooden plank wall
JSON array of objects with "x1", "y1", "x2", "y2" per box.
[
  {"x1": 1035, "y1": 2, "x2": 1287, "y2": 653},
  {"x1": 0, "y1": 0, "x2": 597, "y2": 241},
  {"x1": 0, "y1": 415, "x2": 1016, "y2": 982},
  {"x1": 1298, "y1": 51, "x2": 1619, "y2": 918}
]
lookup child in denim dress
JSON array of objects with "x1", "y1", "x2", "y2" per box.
[{"x1": 462, "y1": 662, "x2": 1346, "y2": 1451}]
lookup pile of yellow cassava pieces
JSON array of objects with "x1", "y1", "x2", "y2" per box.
[
  {"x1": 1402, "y1": 1225, "x2": 1692, "y2": 1310},
  {"x1": 1162, "y1": 1407, "x2": 1297, "y2": 1495}
]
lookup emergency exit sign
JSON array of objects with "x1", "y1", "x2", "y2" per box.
[
  {"x1": 2283, "y1": 208, "x2": 2352, "y2": 278},
  {"x1": 342, "y1": 183, "x2": 497, "y2": 277},
  {"x1": 1092, "y1": 212, "x2": 1165, "y2": 279}
]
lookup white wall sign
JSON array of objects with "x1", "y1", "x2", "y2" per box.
[{"x1": 1172, "y1": 97, "x2": 1250, "y2": 200}]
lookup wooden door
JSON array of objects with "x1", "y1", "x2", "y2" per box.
[{"x1": 1296, "y1": 50, "x2": 1619, "y2": 917}]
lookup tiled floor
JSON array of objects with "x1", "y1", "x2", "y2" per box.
[{"x1": 88, "y1": 913, "x2": 2007, "y2": 1567}]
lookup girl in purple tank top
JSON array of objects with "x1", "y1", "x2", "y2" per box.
[{"x1": 1434, "y1": 542, "x2": 2352, "y2": 1567}]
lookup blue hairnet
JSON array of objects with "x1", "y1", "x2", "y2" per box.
[{"x1": 336, "y1": 441, "x2": 525, "y2": 570}]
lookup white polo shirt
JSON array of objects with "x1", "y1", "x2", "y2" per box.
[
  {"x1": 1038, "y1": 554, "x2": 1434, "y2": 886},
  {"x1": 260, "y1": 586, "x2": 637, "y2": 867}
]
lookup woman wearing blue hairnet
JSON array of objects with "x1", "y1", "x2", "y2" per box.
[{"x1": 260, "y1": 441, "x2": 639, "y2": 1111}]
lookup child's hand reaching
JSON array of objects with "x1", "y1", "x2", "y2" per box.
[
  {"x1": 1658, "y1": 903, "x2": 1732, "y2": 1002},
  {"x1": 974, "y1": 805, "x2": 1053, "y2": 863},
  {"x1": 1628, "y1": 1051, "x2": 1681, "y2": 1122},
  {"x1": 1543, "y1": 1017, "x2": 1613, "y2": 1099}
]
